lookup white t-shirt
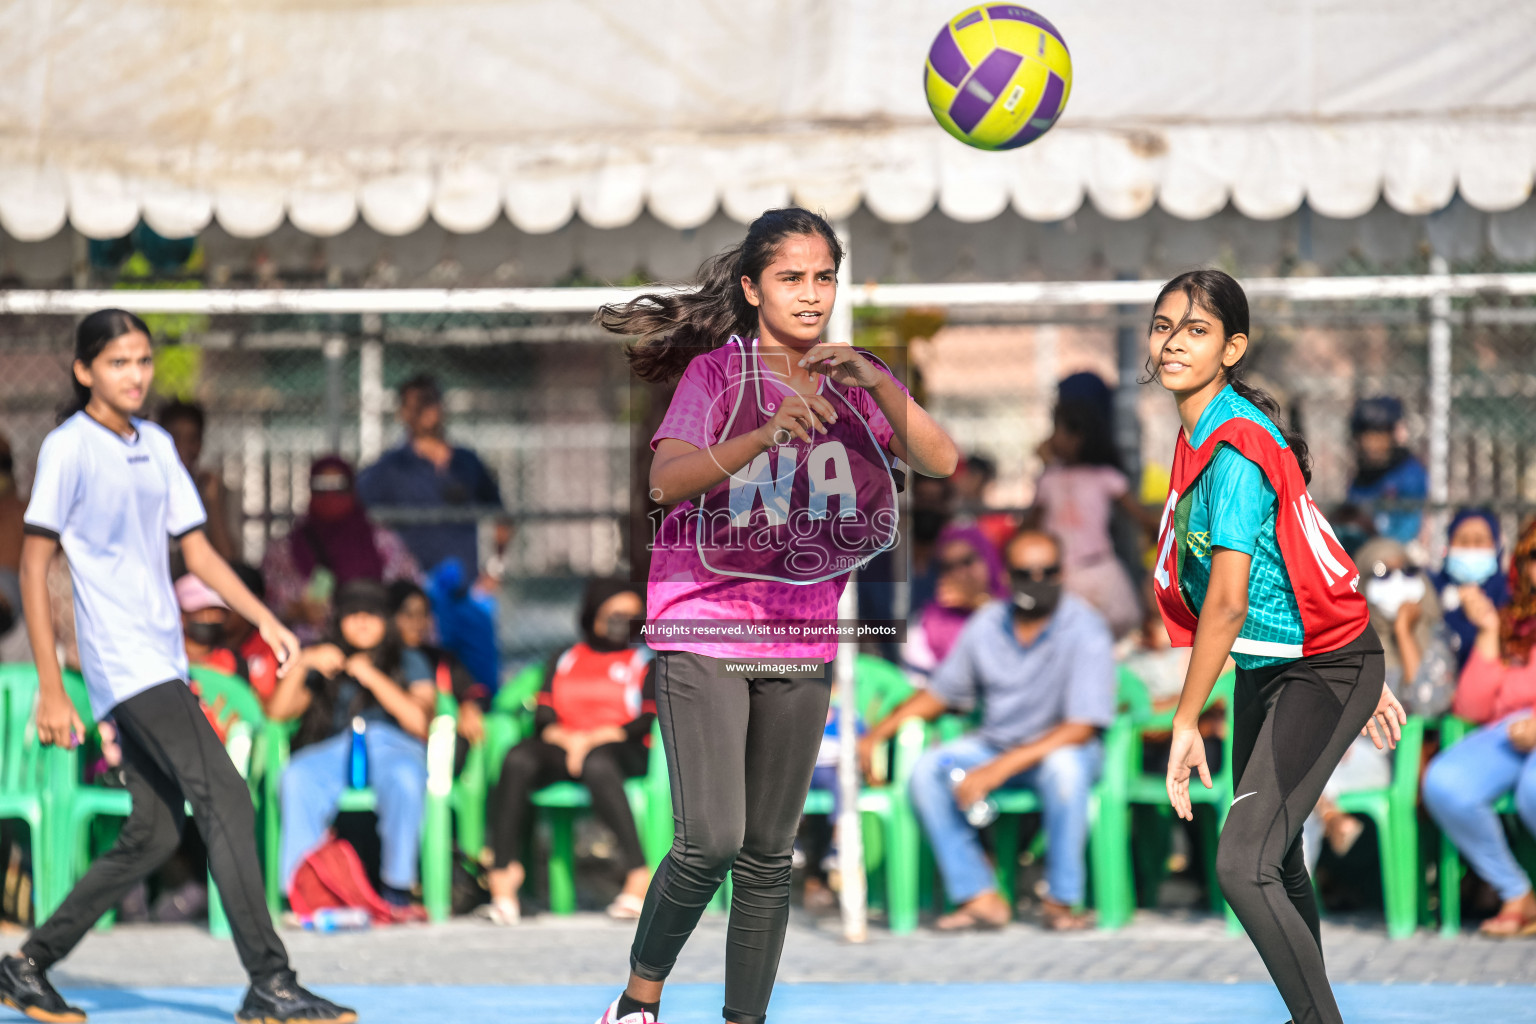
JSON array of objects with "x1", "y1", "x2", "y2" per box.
[{"x1": 24, "y1": 412, "x2": 206, "y2": 718}]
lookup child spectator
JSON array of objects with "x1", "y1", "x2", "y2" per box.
[
  {"x1": 267, "y1": 580, "x2": 436, "y2": 914},
  {"x1": 1031, "y1": 388, "x2": 1146, "y2": 638},
  {"x1": 481, "y1": 579, "x2": 654, "y2": 926},
  {"x1": 389, "y1": 579, "x2": 488, "y2": 762}
]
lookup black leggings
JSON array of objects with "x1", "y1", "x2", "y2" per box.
[
  {"x1": 628, "y1": 652, "x2": 831, "y2": 1024},
  {"x1": 1217, "y1": 627, "x2": 1384, "y2": 1024},
  {"x1": 492, "y1": 737, "x2": 649, "y2": 873},
  {"x1": 25, "y1": 680, "x2": 289, "y2": 979}
]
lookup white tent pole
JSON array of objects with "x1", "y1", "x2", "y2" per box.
[
  {"x1": 4, "y1": 272, "x2": 1536, "y2": 316},
  {"x1": 829, "y1": 217, "x2": 868, "y2": 943},
  {"x1": 358, "y1": 318, "x2": 386, "y2": 466},
  {"x1": 1426, "y1": 255, "x2": 1453, "y2": 548}
]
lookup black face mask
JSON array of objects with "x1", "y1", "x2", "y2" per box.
[
  {"x1": 0, "y1": 598, "x2": 14, "y2": 640},
  {"x1": 911, "y1": 509, "x2": 947, "y2": 544},
  {"x1": 1008, "y1": 570, "x2": 1062, "y2": 620},
  {"x1": 185, "y1": 621, "x2": 225, "y2": 648},
  {"x1": 587, "y1": 617, "x2": 633, "y2": 653}
]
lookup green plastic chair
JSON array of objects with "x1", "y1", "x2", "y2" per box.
[
  {"x1": 1435, "y1": 715, "x2": 1536, "y2": 937},
  {"x1": 1093, "y1": 667, "x2": 1238, "y2": 930},
  {"x1": 798, "y1": 654, "x2": 926, "y2": 933},
  {"x1": 481, "y1": 709, "x2": 672, "y2": 915},
  {"x1": 452, "y1": 661, "x2": 547, "y2": 859},
  {"x1": 0, "y1": 665, "x2": 57, "y2": 924},
  {"x1": 1331, "y1": 714, "x2": 1425, "y2": 939},
  {"x1": 915, "y1": 705, "x2": 1135, "y2": 923},
  {"x1": 261, "y1": 690, "x2": 458, "y2": 922}
]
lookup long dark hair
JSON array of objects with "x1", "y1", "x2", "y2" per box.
[
  {"x1": 67, "y1": 309, "x2": 151, "y2": 419},
  {"x1": 596, "y1": 208, "x2": 844, "y2": 384},
  {"x1": 1146, "y1": 270, "x2": 1312, "y2": 483},
  {"x1": 1054, "y1": 398, "x2": 1122, "y2": 470}
]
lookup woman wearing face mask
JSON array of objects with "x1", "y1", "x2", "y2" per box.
[
  {"x1": 1148, "y1": 271, "x2": 1406, "y2": 1024},
  {"x1": 267, "y1": 579, "x2": 436, "y2": 917},
  {"x1": 1429, "y1": 508, "x2": 1510, "y2": 671},
  {"x1": 1422, "y1": 519, "x2": 1536, "y2": 937},
  {"x1": 262, "y1": 456, "x2": 420, "y2": 642},
  {"x1": 481, "y1": 578, "x2": 655, "y2": 926}
]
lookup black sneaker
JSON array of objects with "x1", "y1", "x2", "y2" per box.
[
  {"x1": 0, "y1": 954, "x2": 86, "y2": 1023},
  {"x1": 234, "y1": 970, "x2": 356, "y2": 1024}
]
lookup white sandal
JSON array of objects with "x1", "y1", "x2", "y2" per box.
[
  {"x1": 473, "y1": 898, "x2": 521, "y2": 926},
  {"x1": 606, "y1": 892, "x2": 645, "y2": 920}
]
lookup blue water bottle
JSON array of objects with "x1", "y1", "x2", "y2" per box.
[{"x1": 349, "y1": 716, "x2": 368, "y2": 789}]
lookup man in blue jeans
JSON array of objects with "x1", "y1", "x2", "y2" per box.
[{"x1": 859, "y1": 527, "x2": 1115, "y2": 931}]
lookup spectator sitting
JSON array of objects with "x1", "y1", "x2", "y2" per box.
[
  {"x1": 1030, "y1": 390, "x2": 1146, "y2": 639},
  {"x1": 1300, "y1": 539, "x2": 1425, "y2": 870},
  {"x1": 857, "y1": 527, "x2": 1115, "y2": 931},
  {"x1": 1422, "y1": 518, "x2": 1536, "y2": 937},
  {"x1": 158, "y1": 401, "x2": 238, "y2": 562},
  {"x1": 389, "y1": 579, "x2": 488, "y2": 766},
  {"x1": 480, "y1": 578, "x2": 654, "y2": 926},
  {"x1": 901, "y1": 523, "x2": 1008, "y2": 687},
  {"x1": 1430, "y1": 508, "x2": 1510, "y2": 672},
  {"x1": 175, "y1": 574, "x2": 251, "y2": 699},
  {"x1": 224, "y1": 562, "x2": 281, "y2": 707},
  {"x1": 356, "y1": 374, "x2": 509, "y2": 576},
  {"x1": 262, "y1": 455, "x2": 420, "y2": 644},
  {"x1": 1346, "y1": 397, "x2": 1427, "y2": 546},
  {"x1": 267, "y1": 579, "x2": 436, "y2": 914}
]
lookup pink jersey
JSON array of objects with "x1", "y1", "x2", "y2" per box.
[{"x1": 647, "y1": 340, "x2": 908, "y2": 662}]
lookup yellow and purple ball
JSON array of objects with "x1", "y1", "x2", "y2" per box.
[{"x1": 924, "y1": 4, "x2": 1073, "y2": 151}]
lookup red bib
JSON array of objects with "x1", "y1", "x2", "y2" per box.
[{"x1": 1152, "y1": 417, "x2": 1368, "y2": 658}]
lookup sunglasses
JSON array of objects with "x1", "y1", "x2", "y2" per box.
[
  {"x1": 937, "y1": 553, "x2": 981, "y2": 574},
  {"x1": 1010, "y1": 565, "x2": 1062, "y2": 582}
]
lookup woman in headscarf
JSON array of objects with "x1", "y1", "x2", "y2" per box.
[
  {"x1": 1423, "y1": 518, "x2": 1536, "y2": 937},
  {"x1": 262, "y1": 456, "x2": 420, "y2": 642},
  {"x1": 480, "y1": 578, "x2": 655, "y2": 927},
  {"x1": 900, "y1": 522, "x2": 1009, "y2": 686},
  {"x1": 1429, "y1": 508, "x2": 1511, "y2": 671}
]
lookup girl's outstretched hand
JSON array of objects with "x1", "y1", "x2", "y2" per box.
[
  {"x1": 1362, "y1": 683, "x2": 1407, "y2": 750},
  {"x1": 1166, "y1": 725, "x2": 1212, "y2": 821},
  {"x1": 799, "y1": 343, "x2": 883, "y2": 390}
]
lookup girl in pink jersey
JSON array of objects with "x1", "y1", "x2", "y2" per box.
[{"x1": 591, "y1": 208, "x2": 957, "y2": 1024}]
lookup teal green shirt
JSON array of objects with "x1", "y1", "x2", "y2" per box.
[{"x1": 1179, "y1": 387, "x2": 1305, "y2": 669}]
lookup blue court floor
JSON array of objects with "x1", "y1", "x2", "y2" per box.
[{"x1": 40, "y1": 982, "x2": 1536, "y2": 1023}]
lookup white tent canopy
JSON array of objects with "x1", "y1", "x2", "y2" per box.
[{"x1": 1, "y1": 0, "x2": 1533, "y2": 241}]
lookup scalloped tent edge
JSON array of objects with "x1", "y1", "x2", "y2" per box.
[{"x1": 1, "y1": 119, "x2": 1531, "y2": 243}]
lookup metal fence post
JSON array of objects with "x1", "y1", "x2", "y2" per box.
[
  {"x1": 1427, "y1": 255, "x2": 1451, "y2": 543},
  {"x1": 359, "y1": 313, "x2": 385, "y2": 466},
  {"x1": 323, "y1": 335, "x2": 347, "y2": 453}
]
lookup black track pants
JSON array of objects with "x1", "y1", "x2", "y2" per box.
[
  {"x1": 1217, "y1": 627, "x2": 1384, "y2": 1024},
  {"x1": 627, "y1": 652, "x2": 831, "y2": 1024},
  {"x1": 491, "y1": 737, "x2": 649, "y2": 873},
  {"x1": 24, "y1": 680, "x2": 290, "y2": 980}
]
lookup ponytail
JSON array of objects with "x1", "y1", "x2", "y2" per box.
[
  {"x1": 1146, "y1": 270, "x2": 1312, "y2": 483},
  {"x1": 63, "y1": 308, "x2": 151, "y2": 421},
  {"x1": 597, "y1": 208, "x2": 844, "y2": 384}
]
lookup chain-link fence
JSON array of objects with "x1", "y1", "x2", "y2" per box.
[{"x1": 3, "y1": 289, "x2": 1534, "y2": 657}]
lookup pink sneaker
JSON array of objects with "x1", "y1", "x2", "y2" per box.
[{"x1": 593, "y1": 996, "x2": 663, "y2": 1023}]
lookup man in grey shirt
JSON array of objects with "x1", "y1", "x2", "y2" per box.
[{"x1": 859, "y1": 527, "x2": 1116, "y2": 931}]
